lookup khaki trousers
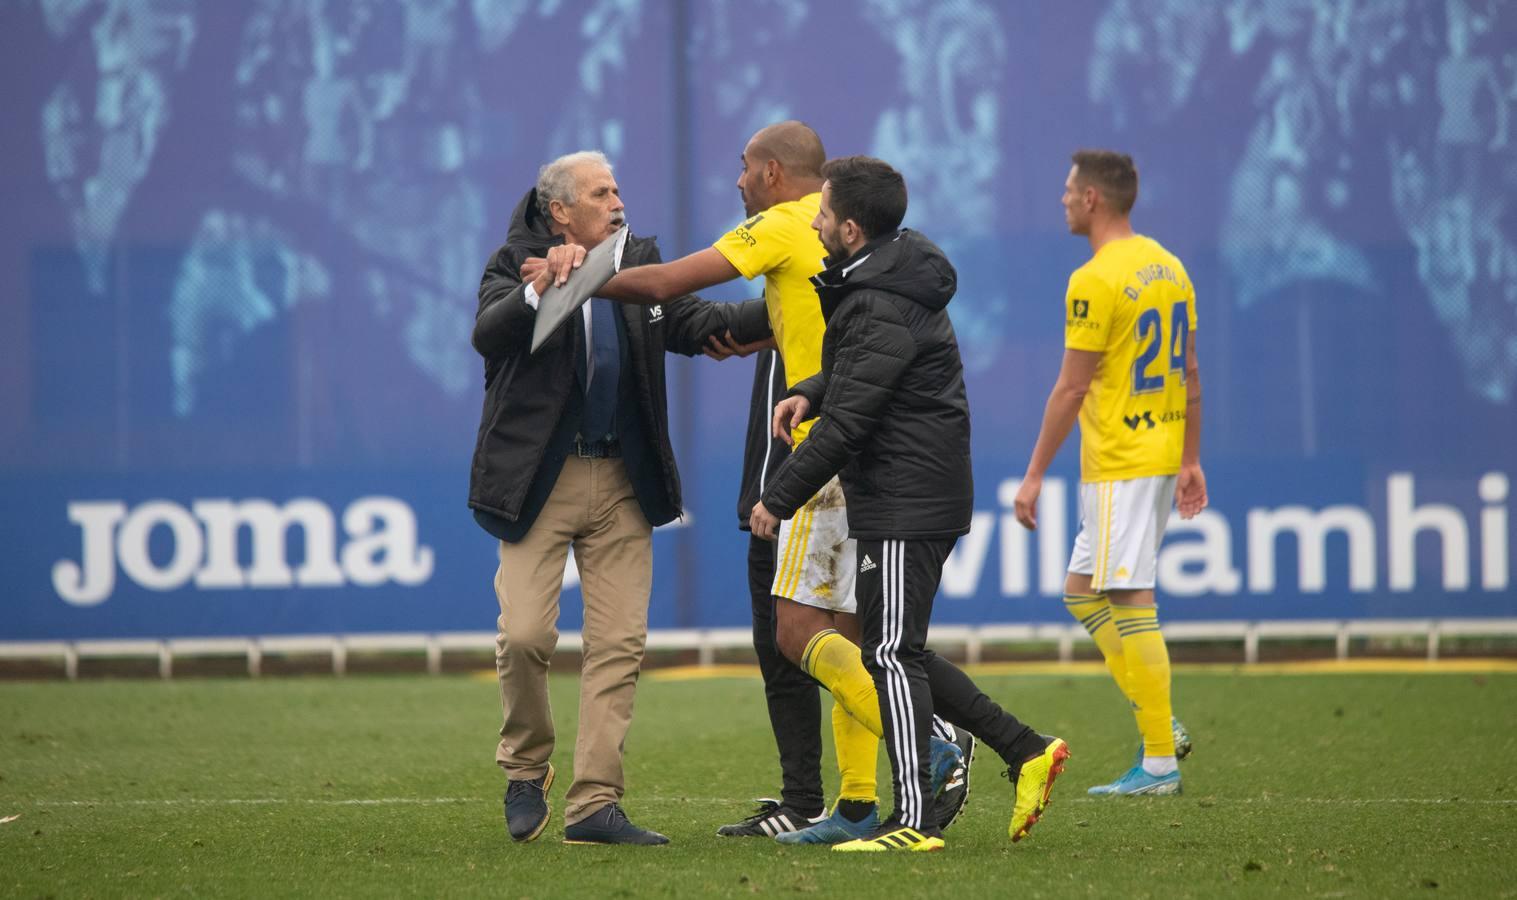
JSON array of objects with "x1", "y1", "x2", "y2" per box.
[{"x1": 493, "y1": 456, "x2": 653, "y2": 825}]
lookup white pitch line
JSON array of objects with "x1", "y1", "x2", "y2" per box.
[
  {"x1": 1195, "y1": 797, "x2": 1517, "y2": 806},
  {"x1": 21, "y1": 796, "x2": 1517, "y2": 809},
  {"x1": 30, "y1": 797, "x2": 480, "y2": 808}
]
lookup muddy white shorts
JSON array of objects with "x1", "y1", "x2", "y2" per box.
[
  {"x1": 771, "y1": 476, "x2": 857, "y2": 613},
  {"x1": 1068, "y1": 475, "x2": 1177, "y2": 591}
]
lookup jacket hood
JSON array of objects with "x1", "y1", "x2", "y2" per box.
[
  {"x1": 811, "y1": 229, "x2": 957, "y2": 311},
  {"x1": 506, "y1": 187, "x2": 563, "y2": 254}
]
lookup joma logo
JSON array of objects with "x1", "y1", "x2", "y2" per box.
[{"x1": 52, "y1": 497, "x2": 435, "y2": 606}]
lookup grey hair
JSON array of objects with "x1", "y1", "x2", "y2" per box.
[{"x1": 535, "y1": 150, "x2": 612, "y2": 218}]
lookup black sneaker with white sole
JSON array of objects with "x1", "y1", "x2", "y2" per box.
[{"x1": 715, "y1": 798, "x2": 825, "y2": 837}]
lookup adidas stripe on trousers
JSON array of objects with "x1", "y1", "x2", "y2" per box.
[{"x1": 857, "y1": 538, "x2": 1044, "y2": 830}]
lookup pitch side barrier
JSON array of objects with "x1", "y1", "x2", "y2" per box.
[{"x1": 4, "y1": 618, "x2": 1515, "y2": 680}]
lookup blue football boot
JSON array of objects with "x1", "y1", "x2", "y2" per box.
[
  {"x1": 1087, "y1": 764, "x2": 1182, "y2": 796},
  {"x1": 930, "y1": 728, "x2": 974, "y2": 830},
  {"x1": 775, "y1": 802, "x2": 880, "y2": 845}
]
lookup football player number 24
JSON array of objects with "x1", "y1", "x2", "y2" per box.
[{"x1": 1132, "y1": 300, "x2": 1189, "y2": 395}]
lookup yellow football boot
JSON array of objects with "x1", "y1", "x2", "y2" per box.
[
  {"x1": 1009, "y1": 736, "x2": 1070, "y2": 842},
  {"x1": 831, "y1": 820, "x2": 945, "y2": 853}
]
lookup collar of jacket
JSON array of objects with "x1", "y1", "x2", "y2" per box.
[
  {"x1": 809, "y1": 228, "x2": 957, "y2": 320},
  {"x1": 810, "y1": 229, "x2": 903, "y2": 292}
]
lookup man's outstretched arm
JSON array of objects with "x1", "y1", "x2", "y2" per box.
[{"x1": 599, "y1": 247, "x2": 743, "y2": 305}]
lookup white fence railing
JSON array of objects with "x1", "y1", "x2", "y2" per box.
[{"x1": 3, "y1": 618, "x2": 1516, "y2": 680}]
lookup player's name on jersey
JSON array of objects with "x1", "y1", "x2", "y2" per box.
[{"x1": 1124, "y1": 262, "x2": 1185, "y2": 300}]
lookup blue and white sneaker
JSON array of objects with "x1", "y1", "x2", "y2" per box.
[
  {"x1": 929, "y1": 735, "x2": 965, "y2": 793},
  {"x1": 930, "y1": 728, "x2": 974, "y2": 830},
  {"x1": 775, "y1": 803, "x2": 880, "y2": 845},
  {"x1": 1087, "y1": 765, "x2": 1182, "y2": 796},
  {"x1": 1132, "y1": 716, "x2": 1194, "y2": 765}
]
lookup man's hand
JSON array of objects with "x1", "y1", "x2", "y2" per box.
[
  {"x1": 771, "y1": 395, "x2": 811, "y2": 446},
  {"x1": 1013, "y1": 476, "x2": 1042, "y2": 530},
  {"x1": 703, "y1": 331, "x2": 776, "y2": 361},
  {"x1": 1176, "y1": 463, "x2": 1208, "y2": 519},
  {"x1": 521, "y1": 257, "x2": 549, "y2": 295},
  {"x1": 524, "y1": 244, "x2": 588, "y2": 294},
  {"x1": 750, "y1": 500, "x2": 781, "y2": 541},
  {"x1": 546, "y1": 243, "x2": 588, "y2": 289}
]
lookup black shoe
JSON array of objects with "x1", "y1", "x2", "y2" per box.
[
  {"x1": 504, "y1": 763, "x2": 555, "y2": 842},
  {"x1": 933, "y1": 725, "x2": 976, "y2": 831},
  {"x1": 563, "y1": 803, "x2": 669, "y2": 846},
  {"x1": 715, "y1": 798, "x2": 826, "y2": 837}
]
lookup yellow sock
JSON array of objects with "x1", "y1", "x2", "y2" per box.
[
  {"x1": 801, "y1": 630, "x2": 883, "y2": 738},
  {"x1": 1112, "y1": 605, "x2": 1175, "y2": 757},
  {"x1": 1064, "y1": 592, "x2": 1130, "y2": 699},
  {"x1": 832, "y1": 700, "x2": 879, "y2": 802}
]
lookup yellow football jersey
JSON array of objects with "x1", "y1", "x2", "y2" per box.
[
  {"x1": 713, "y1": 192, "x2": 827, "y2": 443},
  {"x1": 1064, "y1": 234, "x2": 1197, "y2": 482}
]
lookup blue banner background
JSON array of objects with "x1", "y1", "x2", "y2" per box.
[{"x1": 3, "y1": 1, "x2": 1514, "y2": 640}]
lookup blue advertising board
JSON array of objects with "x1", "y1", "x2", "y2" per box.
[{"x1": 2, "y1": 1, "x2": 1513, "y2": 640}]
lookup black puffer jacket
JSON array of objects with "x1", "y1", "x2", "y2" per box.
[
  {"x1": 760, "y1": 229, "x2": 973, "y2": 540},
  {"x1": 735, "y1": 349, "x2": 790, "y2": 529},
  {"x1": 469, "y1": 187, "x2": 769, "y2": 529}
]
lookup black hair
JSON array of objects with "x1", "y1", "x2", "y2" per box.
[{"x1": 820, "y1": 155, "x2": 907, "y2": 239}]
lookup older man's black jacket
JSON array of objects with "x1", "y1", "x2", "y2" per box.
[
  {"x1": 470, "y1": 188, "x2": 768, "y2": 535},
  {"x1": 760, "y1": 229, "x2": 973, "y2": 540}
]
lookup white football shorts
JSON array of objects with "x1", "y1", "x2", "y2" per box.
[
  {"x1": 771, "y1": 476, "x2": 857, "y2": 613},
  {"x1": 1068, "y1": 474, "x2": 1177, "y2": 591}
]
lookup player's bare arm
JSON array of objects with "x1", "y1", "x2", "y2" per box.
[
  {"x1": 1014, "y1": 348, "x2": 1102, "y2": 530},
  {"x1": 599, "y1": 247, "x2": 742, "y2": 305},
  {"x1": 1176, "y1": 335, "x2": 1207, "y2": 518}
]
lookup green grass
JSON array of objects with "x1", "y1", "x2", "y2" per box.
[{"x1": 2, "y1": 669, "x2": 1515, "y2": 898}]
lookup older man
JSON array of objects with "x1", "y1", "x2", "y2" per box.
[{"x1": 470, "y1": 151, "x2": 766, "y2": 846}]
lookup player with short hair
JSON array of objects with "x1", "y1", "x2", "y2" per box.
[
  {"x1": 755, "y1": 155, "x2": 1070, "y2": 852},
  {"x1": 596, "y1": 122, "x2": 972, "y2": 843},
  {"x1": 1013, "y1": 149, "x2": 1208, "y2": 796}
]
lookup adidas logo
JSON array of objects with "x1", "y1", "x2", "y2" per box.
[{"x1": 860, "y1": 555, "x2": 877, "y2": 572}]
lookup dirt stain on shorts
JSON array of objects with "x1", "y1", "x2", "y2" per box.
[{"x1": 811, "y1": 479, "x2": 845, "y2": 511}]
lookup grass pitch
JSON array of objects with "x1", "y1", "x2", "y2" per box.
[{"x1": 2, "y1": 667, "x2": 1515, "y2": 898}]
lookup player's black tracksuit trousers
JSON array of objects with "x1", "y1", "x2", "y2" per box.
[
  {"x1": 748, "y1": 535, "x2": 825, "y2": 815},
  {"x1": 856, "y1": 538, "x2": 1046, "y2": 832}
]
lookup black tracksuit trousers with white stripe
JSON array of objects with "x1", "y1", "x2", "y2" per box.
[{"x1": 857, "y1": 538, "x2": 1044, "y2": 831}]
